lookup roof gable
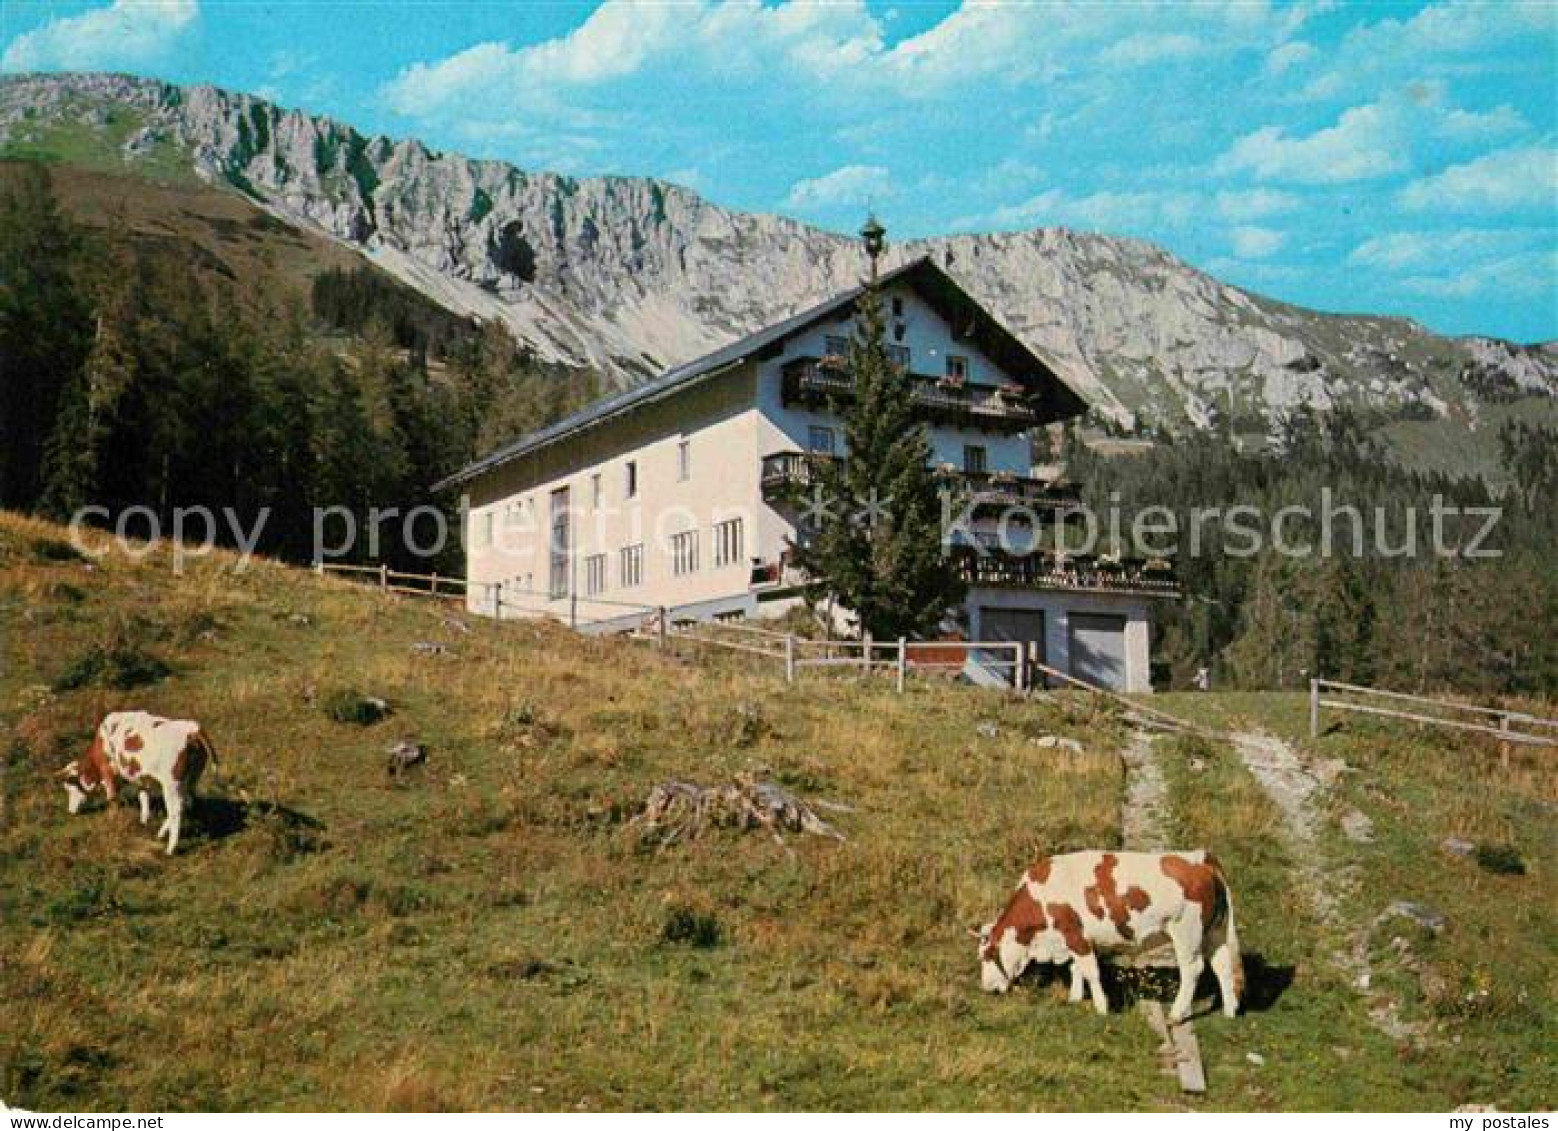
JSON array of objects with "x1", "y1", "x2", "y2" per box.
[{"x1": 435, "y1": 256, "x2": 1087, "y2": 490}]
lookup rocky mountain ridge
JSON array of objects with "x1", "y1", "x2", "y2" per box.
[{"x1": 3, "y1": 71, "x2": 1554, "y2": 437}]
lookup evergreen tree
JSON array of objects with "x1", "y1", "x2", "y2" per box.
[
  {"x1": 791, "y1": 278, "x2": 964, "y2": 640},
  {"x1": 0, "y1": 165, "x2": 90, "y2": 508}
]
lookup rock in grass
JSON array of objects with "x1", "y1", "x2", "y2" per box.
[
  {"x1": 1341, "y1": 808, "x2": 1375, "y2": 843},
  {"x1": 410, "y1": 641, "x2": 449, "y2": 656},
  {"x1": 1441, "y1": 836, "x2": 1475, "y2": 857},
  {"x1": 1382, "y1": 900, "x2": 1447, "y2": 933},
  {"x1": 975, "y1": 722, "x2": 999, "y2": 740},
  {"x1": 1032, "y1": 734, "x2": 1084, "y2": 753},
  {"x1": 386, "y1": 740, "x2": 427, "y2": 777}
]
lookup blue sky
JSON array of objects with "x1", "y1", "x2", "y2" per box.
[{"x1": 3, "y1": 1, "x2": 1555, "y2": 342}]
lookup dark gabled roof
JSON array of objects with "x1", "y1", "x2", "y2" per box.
[{"x1": 433, "y1": 256, "x2": 1088, "y2": 491}]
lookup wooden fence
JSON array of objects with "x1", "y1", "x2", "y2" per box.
[
  {"x1": 317, "y1": 561, "x2": 1051, "y2": 694},
  {"x1": 1309, "y1": 677, "x2": 1558, "y2": 765},
  {"x1": 316, "y1": 561, "x2": 466, "y2": 600},
  {"x1": 659, "y1": 617, "x2": 1032, "y2": 692}
]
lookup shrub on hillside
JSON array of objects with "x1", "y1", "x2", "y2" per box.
[
  {"x1": 51, "y1": 642, "x2": 170, "y2": 692},
  {"x1": 1474, "y1": 842, "x2": 1526, "y2": 875},
  {"x1": 660, "y1": 905, "x2": 721, "y2": 948},
  {"x1": 321, "y1": 689, "x2": 389, "y2": 725}
]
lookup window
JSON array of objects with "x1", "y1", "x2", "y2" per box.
[
  {"x1": 712, "y1": 518, "x2": 744, "y2": 568},
  {"x1": 807, "y1": 425, "x2": 836, "y2": 456},
  {"x1": 620, "y1": 543, "x2": 644, "y2": 588},
  {"x1": 964, "y1": 445, "x2": 987, "y2": 474},
  {"x1": 548, "y1": 487, "x2": 571, "y2": 599},
  {"x1": 891, "y1": 296, "x2": 904, "y2": 317},
  {"x1": 713, "y1": 610, "x2": 745, "y2": 624},
  {"x1": 474, "y1": 510, "x2": 493, "y2": 548},
  {"x1": 670, "y1": 530, "x2": 699, "y2": 576},
  {"x1": 590, "y1": 473, "x2": 602, "y2": 508},
  {"x1": 677, "y1": 438, "x2": 691, "y2": 482},
  {"x1": 584, "y1": 553, "x2": 607, "y2": 597},
  {"x1": 624, "y1": 460, "x2": 638, "y2": 499},
  {"x1": 886, "y1": 343, "x2": 910, "y2": 369},
  {"x1": 824, "y1": 334, "x2": 850, "y2": 358},
  {"x1": 893, "y1": 322, "x2": 907, "y2": 342},
  {"x1": 946, "y1": 355, "x2": 969, "y2": 381}
]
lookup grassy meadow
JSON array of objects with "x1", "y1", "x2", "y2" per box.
[{"x1": 0, "y1": 512, "x2": 1551, "y2": 1110}]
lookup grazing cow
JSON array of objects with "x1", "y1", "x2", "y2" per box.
[
  {"x1": 975, "y1": 850, "x2": 1242, "y2": 1021},
  {"x1": 56, "y1": 711, "x2": 216, "y2": 855}
]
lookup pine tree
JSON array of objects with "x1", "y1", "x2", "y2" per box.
[
  {"x1": 0, "y1": 165, "x2": 90, "y2": 508},
  {"x1": 791, "y1": 278, "x2": 964, "y2": 640}
]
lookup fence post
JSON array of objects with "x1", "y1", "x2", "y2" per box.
[
  {"x1": 1309, "y1": 678, "x2": 1320, "y2": 739},
  {"x1": 1499, "y1": 712, "x2": 1511, "y2": 771},
  {"x1": 1026, "y1": 641, "x2": 1039, "y2": 692},
  {"x1": 1014, "y1": 643, "x2": 1027, "y2": 693},
  {"x1": 896, "y1": 637, "x2": 907, "y2": 694},
  {"x1": 379, "y1": 563, "x2": 388, "y2": 591},
  {"x1": 785, "y1": 635, "x2": 796, "y2": 684},
  {"x1": 430, "y1": 571, "x2": 439, "y2": 596},
  {"x1": 313, "y1": 559, "x2": 323, "y2": 576},
  {"x1": 657, "y1": 606, "x2": 668, "y2": 650},
  {"x1": 570, "y1": 591, "x2": 578, "y2": 630},
  {"x1": 862, "y1": 632, "x2": 873, "y2": 677}
]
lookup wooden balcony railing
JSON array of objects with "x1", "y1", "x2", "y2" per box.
[
  {"x1": 780, "y1": 356, "x2": 1041, "y2": 430},
  {"x1": 949, "y1": 545, "x2": 1181, "y2": 597},
  {"x1": 761, "y1": 451, "x2": 1080, "y2": 516}
]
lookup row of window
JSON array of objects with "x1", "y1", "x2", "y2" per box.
[
  {"x1": 572, "y1": 518, "x2": 745, "y2": 597},
  {"x1": 821, "y1": 332, "x2": 970, "y2": 380},
  {"x1": 804, "y1": 424, "x2": 987, "y2": 473}
]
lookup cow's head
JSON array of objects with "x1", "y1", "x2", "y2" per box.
[
  {"x1": 54, "y1": 760, "x2": 94, "y2": 813},
  {"x1": 973, "y1": 921, "x2": 1029, "y2": 993}
]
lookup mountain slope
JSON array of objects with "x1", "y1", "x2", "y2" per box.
[{"x1": 3, "y1": 72, "x2": 1554, "y2": 446}]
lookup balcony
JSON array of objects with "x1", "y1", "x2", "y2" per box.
[
  {"x1": 780, "y1": 356, "x2": 1042, "y2": 431},
  {"x1": 761, "y1": 450, "x2": 1079, "y2": 516},
  {"x1": 949, "y1": 545, "x2": 1181, "y2": 598}
]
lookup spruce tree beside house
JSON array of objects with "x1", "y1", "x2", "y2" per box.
[{"x1": 789, "y1": 275, "x2": 966, "y2": 641}]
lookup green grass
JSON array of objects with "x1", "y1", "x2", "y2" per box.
[
  {"x1": 1, "y1": 512, "x2": 1550, "y2": 1110},
  {"x1": 0, "y1": 106, "x2": 198, "y2": 187},
  {"x1": 1157, "y1": 692, "x2": 1556, "y2": 1109}
]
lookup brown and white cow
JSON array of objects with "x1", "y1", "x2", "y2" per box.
[
  {"x1": 55, "y1": 711, "x2": 217, "y2": 855},
  {"x1": 976, "y1": 850, "x2": 1243, "y2": 1021}
]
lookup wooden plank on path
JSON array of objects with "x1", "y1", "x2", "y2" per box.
[{"x1": 1138, "y1": 1001, "x2": 1206, "y2": 1095}]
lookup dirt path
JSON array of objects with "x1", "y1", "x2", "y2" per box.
[
  {"x1": 1228, "y1": 729, "x2": 1424, "y2": 1044},
  {"x1": 1120, "y1": 729, "x2": 1170, "y2": 850}
]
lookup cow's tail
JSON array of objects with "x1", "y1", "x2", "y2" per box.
[
  {"x1": 1205, "y1": 853, "x2": 1245, "y2": 999},
  {"x1": 187, "y1": 729, "x2": 219, "y2": 786}
]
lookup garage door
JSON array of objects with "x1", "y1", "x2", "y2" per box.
[
  {"x1": 1069, "y1": 613, "x2": 1128, "y2": 691},
  {"x1": 978, "y1": 608, "x2": 1045, "y2": 689}
]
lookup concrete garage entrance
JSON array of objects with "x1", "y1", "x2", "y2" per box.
[
  {"x1": 979, "y1": 607, "x2": 1047, "y2": 660},
  {"x1": 1069, "y1": 612, "x2": 1129, "y2": 691}
]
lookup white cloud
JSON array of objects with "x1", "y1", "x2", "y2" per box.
[
  {"x1": 956, "y1": 187, "x2": 1201, "y2": 235},
  {"x1": 1214, "y1": 188, "x2": 1303, "y2": 221},
  {"x1": 1437, "y1": 104, "x2": 1527, "y2": 142},
  {"x1": 1402, "y1": 249, "x2": 1557, "y2": 298},
  {"x1": 1230, "y1": 226, "x2": 1286, "y2": 258},
  {"x1": 1100, "y1": 33, "x2": 1202, "y2": 68},
  {"x1": 1348, "y1": 228, "x2": 1540, "y2": 271},
  {"x1": 1263, "y1": 40, "x2": 1315, "y2": 76},
  {"x1": 1217, "y1": 100, "x2": 1408, "y2": 183},
  {"x1": 1400, "y1": 144, "x2": 1557, "y2": 212},
  {"x1": 1295, "y1": 1, "x2": 1557, "y2": 103},
  {"x1": 1, "y1": 0, "x2": 197, "y2": 73},
  {"x1": 784, "y1": 164, "x2": 893, "y2": 211}
]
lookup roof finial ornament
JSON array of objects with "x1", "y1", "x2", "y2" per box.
[{"x1": 860, "y1": 213, "x2": 886, "y2": 283}]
